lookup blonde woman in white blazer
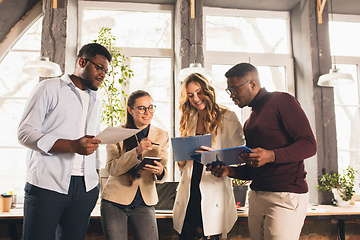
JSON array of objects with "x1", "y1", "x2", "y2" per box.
[
  {"x1": 101, "y1": 90, "x2": 169, "y2": 240},
  {"x1": 173, "y1": 73, "x2": 245, "y2": 240}
]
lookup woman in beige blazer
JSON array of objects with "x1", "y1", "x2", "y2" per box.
[
  {"x1": 101, "y1": 90, "x2": 169, "y2": 240},
  {"x1": 173, "y1": 73, "x2": 245, "y2": 240}
]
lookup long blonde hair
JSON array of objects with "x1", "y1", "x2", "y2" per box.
[{"x1": 179, "y1": 73, "x2": 226, "y2": 142}]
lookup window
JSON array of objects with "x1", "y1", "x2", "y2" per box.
[
  {"x1": 79, "y1": 2, "x2": 174, "y2": 178},
  {"x1": 203, "y1": 7, "x2": 294, "y2": 123},
  {"x1": 329, "y1": 14, "x2": 360, "y2": 195},
  {"x1": 0, "y1": 10, "x2": 43, "y2": 201}
]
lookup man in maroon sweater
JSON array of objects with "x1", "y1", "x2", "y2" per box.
[{"x1": 207, "y1": 63, "x2": 317, "y2": 240}]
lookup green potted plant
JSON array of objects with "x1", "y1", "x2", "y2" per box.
[
  {"x1": 93, "y1": 27, "x2": 134, "y2": 127},
  {"x1": 232, "y1": 179, "x2": 251, "y2": 208},
  {"x1": 316, "y1": 166, "x2": 358, "y2": 206}
]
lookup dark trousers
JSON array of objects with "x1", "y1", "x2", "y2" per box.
[{"x1": 22, "y1": 176, "x2": 99, "y2": 240}]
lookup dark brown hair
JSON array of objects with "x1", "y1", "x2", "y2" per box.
[{"x1": 123, "y1": 90, "x2": 152, "y2": 152}]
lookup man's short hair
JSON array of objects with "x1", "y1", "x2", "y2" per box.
[
  {"x1": 77, "y1": 43, "x2": 112, "y2": 62},
  {"x1": 225, "y1": 62, "x2": 258, "y2": 79}
]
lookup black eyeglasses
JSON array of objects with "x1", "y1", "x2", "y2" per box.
[
  {"x1": 85, "y1": 59, "x2": 110, "y2": 76},
  {"x1": 132, "y1": 105, "x2": 156, "y2": 114},
  {"x1": 225, "y1": 80, "x2": 251, "y2": 95}
]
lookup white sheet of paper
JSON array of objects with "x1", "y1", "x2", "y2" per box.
[{"x1": 94, "y1": 127, "x2": 140, "y2": 144}]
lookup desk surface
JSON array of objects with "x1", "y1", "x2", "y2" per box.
[{"x1": 1, "y1": 202, "x2": 360, "y2": 220}]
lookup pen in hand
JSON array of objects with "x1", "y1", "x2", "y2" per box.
[{"x1": 152, "y1": 142, "x2": 160, "y2": 146}]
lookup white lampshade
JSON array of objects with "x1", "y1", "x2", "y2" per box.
[
  {"x1": 317, "y1": 68, "x2": 354, "y2": 87},
  {"x1": 178, "y1": 63, "x2": 213, "y2": 82},
  {"x1": 22, "y1": 56, "x2": 62, "y2": 77}
]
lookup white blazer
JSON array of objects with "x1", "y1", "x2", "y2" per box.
[{"x1": 173, "y1": 110, "x2": 245, "y2": 237}]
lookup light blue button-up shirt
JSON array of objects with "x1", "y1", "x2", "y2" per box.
[{"x1": 18, "y1": 74, "x2": 101, "y2": 194}]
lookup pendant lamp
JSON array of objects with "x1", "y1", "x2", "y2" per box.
[
  {"x1": 317, "y1": 0, "x2": 354, "y2": 87},
  {"x1": 22, "y1": 56, "x2": 62, "y2": 77},
  {"x1": 178, "y1": 63, "x2": 213, "y2": 82},
  {"x1": 317, "y1": 67, "x2": 354, "y2": 87},
  {"x1": 177, "y1": 0, "x2": 213, "y2": 82}
]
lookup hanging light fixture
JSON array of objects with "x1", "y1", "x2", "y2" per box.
[
  {"x1": 178, "y1": 0, "x2": 213, "y2": 82},
  {"x1": 317, "y1": 0, "x2": 354, "y2": 87},
  {"x1": 317, "y1": 68, "x2": 354, "y2": 87},
  {"x1": 22, "y1": 56, "x2": 62, "y2": 77},
  {"x1": 178, "y1": 63, "x2": 213, "y2": 81}
]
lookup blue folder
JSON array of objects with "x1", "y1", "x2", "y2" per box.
[
  {"x1": 190, "y1": 146, "x2": 253, "y2": 166},
  {"x1": 171, "y1": 134, "x2": 212, "y2": 162}
]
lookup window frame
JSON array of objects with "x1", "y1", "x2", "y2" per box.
[
  {"x1": 0, "y1": 2, "x2": 42, "y2": 62},
  {"x1": 0, "y1": 3, "x2": 43, "y2": 203},
  {"x1": 78, "y1": 1, "x2": 175, "y2": 180},
  {"x1": 203, "y1": 7, "x2": 295, "y2": 123},
  {"x1": 330, "y1": 13, "x2": 360, "y2": 200}
]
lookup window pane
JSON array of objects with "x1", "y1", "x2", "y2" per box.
[
  {"x1": 0, "y1": 99, "x2": 29, "y2": 147},
  {"x1": 335, "y1": 106, "x2": 360, "y2": 150},
  {"x1": 329, "y1": 21, "x2": 360, "y2": 57},
  {"x1": 333, "y1": 64, "x2": 359, "y2": 105},
  {"x1": 130, "y1": 57, "x2": 171, "y2": 132},
  {"x1": 81, "y1": 9, "x2": 171, "y2": 49},
  {"x1": 12, "y1": 17, "x2": 42, "y2": 50},
  {"x1": 257, "y1": 66, "x2": 286, "y2": 92},
  {"x1": 211, "y1": 64, "x2": 243, "y2": 121},
  {"x1": 0, "y1": 16, "x2": 42, "y2": 199},
  {"x1": 206, "y1": 15, "x2": 289, "y2": 54},
  {"x1": 337, "y1": 150, "x2": 360, "y2": 193},
  {"x1": 0, "y1": 148, "x2": 28, "y2": 201},
  {"x1": 0, "y1": 51, "x2": 40, "y2": 97}
]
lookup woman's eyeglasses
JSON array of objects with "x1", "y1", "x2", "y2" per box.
[{"x1": 133, "y1": 105, "x2": 156, "y2": 114}]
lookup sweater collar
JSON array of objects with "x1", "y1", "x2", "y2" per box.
[{"x1": 248, "y1": 88, "x2": 268, "y2": 109}]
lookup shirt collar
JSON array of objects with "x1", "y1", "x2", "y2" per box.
[{"x1": 60, "y1": 74, "x2": 97, "y2": 101}]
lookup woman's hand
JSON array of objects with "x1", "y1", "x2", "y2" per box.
[
  {"x1": 143, "y1": 160, "x2": 164, "y2": 176},
  {"x1": 195, "y1": 145, "x2": 215, "y2": 153},
  {"x1": 136, "y1": 137, "x2": 153, "y2": 156},
  {"x1": 177, "y1": 161, "x2": 187, "y2": 169}
]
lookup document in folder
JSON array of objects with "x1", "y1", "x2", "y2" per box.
[
  {"x1": 171, "y1": 134, "x2": 212, "y2": 161},
  {"x1": 190, "y1": 146, "x2": 253, "y2": 166}
]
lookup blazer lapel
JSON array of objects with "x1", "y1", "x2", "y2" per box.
[
  {"x1": 188, "y1": 113, "x2": 198, "y2": 136},
  {"x1": 148, "y1": 125, "x2": 158, "y2": 141}
]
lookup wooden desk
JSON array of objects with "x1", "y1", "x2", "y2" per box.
[{"x1": 2, "y1": 203, "x2": 360, "y2": 240}]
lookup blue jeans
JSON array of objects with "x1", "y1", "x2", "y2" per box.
[{"x1": 100, "y1": 199, "x2": 159, "y2": 240}]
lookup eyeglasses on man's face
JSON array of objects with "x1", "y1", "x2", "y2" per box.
[
  {"x1": 133, "y1": 105, "x2": 156, "y2": 114},
  {"x1": 225, "y1": 80, "x2": 251, "y2": 95},
  {"x1": 85, "y1": 58, "x2": 110, "y2": 76}
]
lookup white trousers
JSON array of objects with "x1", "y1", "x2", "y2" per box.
[{"x1": 248, "y1": 190, "x2": 309, "y2": 240}]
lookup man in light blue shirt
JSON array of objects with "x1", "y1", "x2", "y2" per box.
[{"x1": 18, "y1": 43, "x2": 112, "y2": 240}]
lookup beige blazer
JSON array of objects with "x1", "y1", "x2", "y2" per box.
[
  {"x1": 101, "y1": 125, "x2": 169, "y2": 206},
  {"x1": 173, "y1": 110, "x2": 245, "y2": 237}
]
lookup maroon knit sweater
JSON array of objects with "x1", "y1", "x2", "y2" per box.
[{"x1": 233, "y1": 88, "x2": 317, "y2": 193}]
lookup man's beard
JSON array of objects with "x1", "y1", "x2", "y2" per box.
[{"x1": 79, "y1": 70, "x2": 98, "y2": 91}]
